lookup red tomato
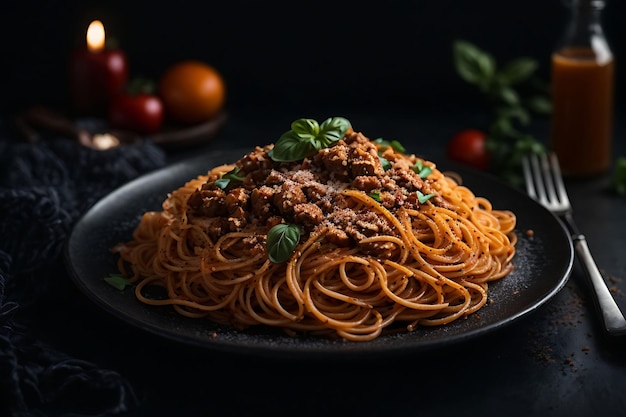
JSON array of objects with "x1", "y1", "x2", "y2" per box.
[
  {"x1": 446, "y1": 129, "x2": 490, "y2": 170},
  {"x1": 108, "y1": 93, "x2": 164, "y2": 135}
]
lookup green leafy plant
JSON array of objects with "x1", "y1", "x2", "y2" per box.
[
  {"x1": 266, "y1": 223, "x2": 301, "y2": 263},
  {"x1": 453, "y1": 40, "x2": 551, "y2": 185},
  {"x1": 268, "y1": 117, "x2": 351, "y2": 162}
]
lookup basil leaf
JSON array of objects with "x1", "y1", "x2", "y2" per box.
[
  {"x1": 319, "y1": 117, "x2": 351, "y2": 146},
  {"x1": 104, "y1": 274, "x2": 132, "y2": 290},
  {"x1": 453, "y1": 40, "x2": 495, "y2": 88},
  {"x1": 291, "y1": 118, "x2": 319, "y2": 140},
  {"x1": 369, "y1": 191, "x2": 381, "y2": 202},
  {"x1": 267, "y1": 223, "x2": 301, "y2": 263},
  {"x1": 416, "y1": 190, "x2": 435, "y2": 204},
  {"x1": 525, "y1": 95, "x2": 553, "y2": 115},
  {"x1": 496, "y1": 106, "x2": 530, "y2": 125},
  {"x1": 270, "y1": 131, "x2": 316, "y2": 162},
  {"x1": 497, "y1": 58, "x2": 538, "y2": 85},
  {"x1": 223, "y1": 166, "x2": 245, "y2": 182},
  {"x1": 270, "y1": 117, "x2": 352, "y2": 162},
  {"x1": 496, "y1": 86, "x2": 520, "y2": 106}
]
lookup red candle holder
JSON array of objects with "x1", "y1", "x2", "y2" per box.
[{"x1": 69, "y1": 20, "x2": 128, "y2": 116}]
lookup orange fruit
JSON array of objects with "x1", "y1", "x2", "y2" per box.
[{"x1": 158, "y1": 60, "x2": 226, "y2": 125}]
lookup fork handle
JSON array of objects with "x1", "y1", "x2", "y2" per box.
[{"x1": 574, "y1": 236, "x2": 626, "y2": 335}]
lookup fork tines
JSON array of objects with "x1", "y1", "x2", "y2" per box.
[{"x1": 522, "y1": 152, "x2": 571, "y2": 213}]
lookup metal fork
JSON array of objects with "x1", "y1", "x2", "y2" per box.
[{"x1": 522, "y1": 152, "x2": 626, "y2": 336}]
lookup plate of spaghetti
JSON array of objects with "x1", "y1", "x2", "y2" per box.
[{"x1": 65, "y1": 117, "x2": 574, "y2": 358}]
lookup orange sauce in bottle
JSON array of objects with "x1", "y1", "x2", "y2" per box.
[{"x1": 550, "y1": 47, "x2": 614, "y2": 177}]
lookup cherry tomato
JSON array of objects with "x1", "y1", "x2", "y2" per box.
[
  {"x1": 108, "y1": 92, "x2": 164, "y2": 135},
  {"x1": 158, "y1": 60, "x2": 226, "y2": 125},
  {"x1": 446, "y1": 129, "x2": 490, "y2": 170}
]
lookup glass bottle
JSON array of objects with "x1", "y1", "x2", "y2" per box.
[{"x1": 550, "y1": 0, "x2": 615, "y2": 177}]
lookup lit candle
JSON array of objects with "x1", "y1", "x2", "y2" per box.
[{"x1": 69, "y1": 20, "x2": 128, "y2": 116}]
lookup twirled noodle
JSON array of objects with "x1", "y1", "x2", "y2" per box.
[{"x1": 113, "y1": 129, "x2": 516, "y2": 342}]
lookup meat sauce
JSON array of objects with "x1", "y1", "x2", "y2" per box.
[{"x1": 187, "y1": 129, "x2": 443, "y2": 255}]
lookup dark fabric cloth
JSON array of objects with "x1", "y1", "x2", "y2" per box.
[{"x1": 0, "y1": 125, "x2": 166, "y2": 417}]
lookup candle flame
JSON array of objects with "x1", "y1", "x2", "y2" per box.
[{"x1": 86, "y1": 20, "x2": 105, "y2": 52}]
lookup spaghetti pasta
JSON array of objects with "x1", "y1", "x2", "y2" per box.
[{"x1": 112, "y1": 121, "x2": 516, "y2": 342}]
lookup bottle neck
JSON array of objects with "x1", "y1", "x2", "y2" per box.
[
  {"x1": 569, "y1": 0, "x2": 604, "y2": 25},
  {"x1": 557, "y1": 0, "x2": 612, "y2": 63}
]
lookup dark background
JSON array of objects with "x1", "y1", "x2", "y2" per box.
[
  {"x1": 2, "y1": 0, "x2": 625, "y2": 120},
  {"x1": 3, "y1": 3, "x2": 626, "y2": 417}
]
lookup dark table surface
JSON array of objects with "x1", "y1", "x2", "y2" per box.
[{"x1": 13, "y1": 107, "x2": 626, "y2": 416}]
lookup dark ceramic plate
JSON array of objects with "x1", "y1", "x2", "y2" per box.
[{"x1": 64, "y1": 149, "x2": 574, "y2": 359}]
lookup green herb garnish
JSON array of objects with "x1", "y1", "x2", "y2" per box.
[
  {"x1": 369, "y1": 191, "x2": 381, "y2": 202},
  {"x1": 374, "y1": 138, "x2": 406, "y2": 154},
  {"x1": 104, "y1": 273, "x2": 132, "y2": 290},
  {"x1": 268, "y1": 117, "x2": 351, "y2": 162},
  {"x1": 417, "y1": 190, "x2": 435, "y2": 204},
  {"x1": 379, "y1": 156, "x2": 392, "y2": 171},
  {"x1": 266, "y1": 223, "x2": 301, "y2": 263},
  {"x1": 215, "y1": 166, "x2": 245, "y2": 189},
  {"x1": 413, "y1": 160, "x2": 433, "y2": 179}
]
